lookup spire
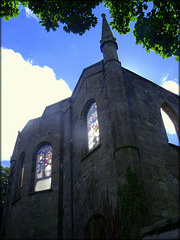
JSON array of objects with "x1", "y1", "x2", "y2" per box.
[
  {"x1": 100, "y1": 14, "x2": 119, "y2": 64},
  {"x1": 100, "y1": 13, "x2": 118, "y2": 51}
]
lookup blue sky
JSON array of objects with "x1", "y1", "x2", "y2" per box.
[{"x1": 1, "y1": 3, "x2": 179, "y2": 167}]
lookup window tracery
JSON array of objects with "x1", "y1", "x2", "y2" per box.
[{"x1": 35, "y1": 144, "x2": 52, "y2": 192}]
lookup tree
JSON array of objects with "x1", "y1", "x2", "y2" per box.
[
  {"x1": 0, "y1": 165, "x2": 9, "y2": 207},
  {"x1": 1, "y1": 0, "x2": 101, "y2": 34},
  {"x1": 104, "y1": 0, "x2": 180, "y2": 61},
  {"x1": 0, "y1": 165, "x2": 10, "y2": 233},
  {"x1": 1, "y1": 0, "x2": 179, "y2": 60}
]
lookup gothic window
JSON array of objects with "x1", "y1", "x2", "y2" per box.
[
  {"x1": 87, "y1": 102, "x2": 100, "y2": 151},
  {"x1": 13, "y1": 152, "x2": 25, "y2": 202},
  {"x1": 85, "y1": 214, "x2": 105, "y2": 239},
  {"x1": 88, "y1": 219, "x2": 100, "y2": 239},
  {"x1": 35, "y1": 145, "x2": 52, "y2": 192},
  {"x1": 160, "y1": 108, "x2": 179, "y2": 145},
  {"x1": 20, "y1": 163, "x2": 25, "y2": 188}
]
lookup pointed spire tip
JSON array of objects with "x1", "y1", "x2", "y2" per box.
[{"x1": 100, "y1": 11, "x2": 118, "y2": 53}]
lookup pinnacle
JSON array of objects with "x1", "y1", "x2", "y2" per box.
[
  {"x1": 101, "y1": 13, "x2": 113, "y2": 40},
  {"x1": 100, "y1": 12, "x2": 118, "y2": 52}
]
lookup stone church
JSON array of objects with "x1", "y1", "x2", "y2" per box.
[{"x1": 2, "y1": 14, "x2": 179, "y2": 239}]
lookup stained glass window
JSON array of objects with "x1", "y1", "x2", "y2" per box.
[
  {"x1": 35, "y1": 145, "x2": 52, "y2": 192},
  {"x1": 87, "y1": 102, "x2": 100, "y2": 150}
]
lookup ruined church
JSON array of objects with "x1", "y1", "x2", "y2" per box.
[{"x1": 2, "y1": 14, "x2": 179, "y2": 239}]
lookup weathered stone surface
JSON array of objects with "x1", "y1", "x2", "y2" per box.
[{"x1": 142, "y1": 215, "x2": 180, "y2": 239}]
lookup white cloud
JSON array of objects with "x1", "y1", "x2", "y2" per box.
[
  {"x1": 24, "y1": 7, "x2": 39, "y2": 21},
  {"x1": 162, "y1": 80, "x2": 180, "y2": 95},
  {"x1": 26, "y1": 58, "x2": 34, "y2": 64},
  {"x1": 1, "y1": 47, "x2": 72, "y2": 161},
  {"x1": 161, "y1": 74, "x2": 169, "y2": 83},
  {"x1": 161, "y1": 73, "x2": 179, "y2": 95}
]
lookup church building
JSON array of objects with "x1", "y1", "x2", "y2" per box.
[{"x1": 2, "y1": 14, "x2": 179, "y2": 239}]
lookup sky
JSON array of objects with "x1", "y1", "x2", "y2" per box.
[{"x1": 1, "y1": 3, "x2": 179, "y2": 167}]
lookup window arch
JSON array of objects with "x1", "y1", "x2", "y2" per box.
[
  {"x1": 13, "y1": 152, "x2": 25, "y2": 202},
  {"x1": 35, "y1": 144, "x2": 52, "y2": 192},
  {"x1": 160, "y1": 102, "x2": 179, "y2": 145},
  {"x1": 87, "y1": 102, "x2": 100, "y2": 151},
  {"x1": 85, "y1": 214, "x2": 105, "y2": 239}
]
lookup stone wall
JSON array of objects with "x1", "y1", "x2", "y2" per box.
[
  {"x1": 68, "y1": 61, "x2": 179, "y2": 239},
  {"x1": 5, "y1": 102, "x2": 65, "y2": 239},
  {"x1": 142, "y1": 215, "x2": 180, "y2": 239}
]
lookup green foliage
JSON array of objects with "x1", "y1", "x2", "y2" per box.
[
  {"x1": 117, "y1": 166, "x2": 147, "y2": 239},
  {"x1": 1, "y1": 0, "x2": 179, "y2": 60},
  {"x1": 0, "y1": 0, "x2": 101, "y2": 35},
  {"x1": 0, "y1": 165, "x2": 10, "y2": 234},
  {"x1": 104, "y1": 0, "x2": 180, "y2": 61},
  {"x1": 0, "y1": 1, "x2": 28, "y2": 20},
  {"x1": 0, "y1": 165, "x2": 10, "y2": 207}
]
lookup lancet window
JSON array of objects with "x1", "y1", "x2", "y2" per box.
[
  {"x1": 13, "y1": 152, "x2": 25, "y2": 202},
  {"x1": 35, "y1": 144, "x2": 52, "y2": 192},
  {"x1": 87, "y1": 102, "x2": 100, "y2": 151},
  {"x1": 160, "y1": 108, "x2": 179, "y2": 145}
]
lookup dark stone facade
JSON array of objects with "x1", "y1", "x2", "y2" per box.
[{"x1": 2, "y1": 15, "x2": 179, "y2": 239}]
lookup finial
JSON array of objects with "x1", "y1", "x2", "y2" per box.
[{"x1": 101, "y1": 13, "x2": 106, "y2": 18}]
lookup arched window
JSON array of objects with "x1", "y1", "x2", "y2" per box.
[
  {"x1": 35, "y1": 144, "x2": 52, "y2": 192},
  {"x1": 160, "y1": 107, "x2": 179, "y2": 145},
  {"x1": 13, "y1": 152, "x2": 25, "y2": 202},
  {"x1": 87, "y1": 218, "x2": 100, "y2": 239},
  {"x1": 85, "y1": 214, "x2": 105, "y2": 239},
  {"x1": 87, "y1": 102, "x2": 100, "y2": 151}
]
